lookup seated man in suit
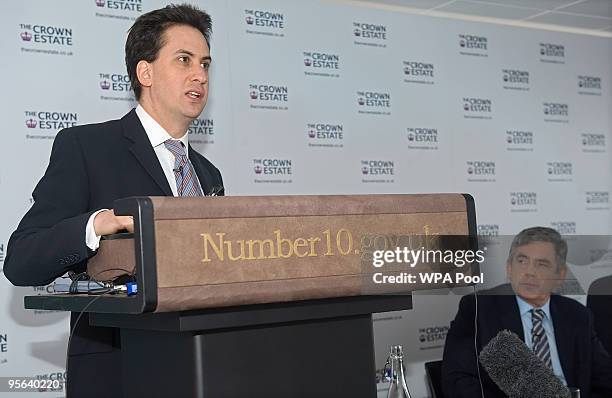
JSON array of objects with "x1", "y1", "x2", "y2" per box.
[
  {"x1": 442, "y1": 227, "x2": 612, "y2": 398},
  {"x1": 3, "y1": 4, "x2": 223, "y2": 397},
  {"x1": 588, "y1": 275, "x2": 612, "y2": 355}
]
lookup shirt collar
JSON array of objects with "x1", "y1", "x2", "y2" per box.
[
  {"x1": 135, "y1": 104, "x2": 190, "y2": 154},
  {"x1": 516, "y1": 295, "x2": 551, "y2": 320}
]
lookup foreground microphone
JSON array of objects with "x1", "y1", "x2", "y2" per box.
[{"x1": 479, "y1": 330, "x2": 570, "y2": 398}]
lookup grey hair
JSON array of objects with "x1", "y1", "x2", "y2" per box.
[{"x1": 508, "y1": 226, "x2": 567, "y2": 270}]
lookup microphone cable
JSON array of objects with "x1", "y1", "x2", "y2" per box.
[
  {"x1": 63, "y1": 267, "x2": 135, "y2": 397},
  {"x1": 473, "y1": 284, "x2": 485, "y2": 398},
  {"x1": 64, "y1": 294, "x2": 105, "y2": 398}
]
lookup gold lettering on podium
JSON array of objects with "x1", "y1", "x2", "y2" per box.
[{"x1": 200, "y1": 226, "x2": 437, "y2": 263}]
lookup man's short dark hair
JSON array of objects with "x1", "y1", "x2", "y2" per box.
[
  {"x1": 125, "y1": 3, "x2": 212, "y2": 100},
  {"x1": 507, "y1": 226, "x2": 568, "y2": 270}
]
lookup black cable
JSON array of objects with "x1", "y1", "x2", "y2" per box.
[
  {"x1": 66, "y1": 272, "x2": 90, "y2": 294},
  {"x1": 89, "y1": 267, "x2": 136, "y2": 295},
  {"x1": 63, "y1": 267, "x2": 136, "y2": 394},
  {"x1": 91, "y1": 267, "x2": 136, "y2": 281},
  {"x1": 473, "y1": 284, "x2": 485, "y2": 398},
  {"x1": 64, "y1": 293, "x2": 107, "y2": 398},
  {"x1": 62, "y1": 268, "x2": 132, "y2": 295}
]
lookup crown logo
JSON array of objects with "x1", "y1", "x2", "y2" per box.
[
  {"x1": 100, "y1": 80, "x2": 111, "y2": 90},
  {"x1": 250, "y1": 90, "x2": 258, "y2": 100},
  {"x1": 21, "y1": 31, "x2": 32, "y2": 41},
  {"x1": 246, "y1": 16, "x2": 254, "y2": 25},
  {"x1": 358, "y1": 97, "x2": 365, "y2": 106},
  {"x1": 26, "y1": 118, "x2": 37, "y2": 128},
  {"x1": 96, "y1": 0, "x2": 105, "y2": 7},
  {"x1": 353, "y1": 28, "x2": 361, "y2": 37},
  {"x1": 304, "y1": 58, "x2": 312, "y2": 67},
  {"x1": 254, "y1": 165, "x2": 262, "y2": 174},
  {"x1": 463, "y1": 103, "x2": 470, "y2": 111},
  {"x1": 308, "y1": 129, "x2": 316, "y2": 138},
  {"x1": 361, "y1": 166, "x2": 369, "y2": 175}
]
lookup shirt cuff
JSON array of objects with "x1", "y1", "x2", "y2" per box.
[{"x1": 86, "y1": 209, "x2": 109, "y2": 251}]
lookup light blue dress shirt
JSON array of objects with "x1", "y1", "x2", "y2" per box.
[{"x1": 515, "y1": 295, "x2": 567, "y2": 386}]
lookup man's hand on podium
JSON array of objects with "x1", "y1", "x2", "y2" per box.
[{"x1": 93, "y1": 209, "x2": 134, "y2": 236}]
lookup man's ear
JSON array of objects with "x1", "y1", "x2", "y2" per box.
[
  {"x1": 555, "y1": 265, "x2": 567, "y2": 287},
  {"x1": 136, "y1": 60, "x2": 152, "y2": 88}
]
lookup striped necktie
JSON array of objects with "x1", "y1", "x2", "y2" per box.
[
  {"x1": 531, "y1": 308, "x2": 552, "y2": 368},
  {"x1": 163, "y1": 139, "x2": 203, "y2": 197}
]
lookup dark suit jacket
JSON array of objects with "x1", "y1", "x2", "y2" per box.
[
  {"x1": 587, "y1": 276, "x2": 612, "y2": 356},
  {"x1": 4, "y1": 109, "x2": 223, "y2": 397},
  {"x1": 441, "y1": 285, "x2": 612, "y2": 398}
]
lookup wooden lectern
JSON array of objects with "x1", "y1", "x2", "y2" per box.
[{"x1": 25, "y1": 194, "x2": 477, "y2": 398}]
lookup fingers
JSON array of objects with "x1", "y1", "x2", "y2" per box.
[
  {"x1": 93, "y1": 210, "x2": 134, "y2": 236},
  {"x1": 116, "y1": 215, "x2": 134, "y2": 233}
]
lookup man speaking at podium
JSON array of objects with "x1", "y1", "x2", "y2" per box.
[{"x1": 4, "y1": 4, "x2": 223, "y2": 397}]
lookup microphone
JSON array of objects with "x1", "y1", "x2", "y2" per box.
[
  {"x1": 207, "y1": 185, "x2": 224, "y2": 197},
  {"x1": 479, "y1": 330, "x2": 571, "y2": 398}
]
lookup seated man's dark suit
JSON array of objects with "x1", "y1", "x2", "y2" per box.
[
  {"x1": 4, "y1": 109, "x2": 223, "y2": 397},
  {"x1": 442, "y1": 284, "x2": 612, "y2": 398},
  {"x1": 587, "y1": 275, "x2": 612, "y2": 356}
]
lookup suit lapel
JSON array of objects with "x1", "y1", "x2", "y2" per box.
[
  {"x1": 499, "y1": 290, "x2": 525, "y2": 341},
  {"x1": 550, "y1": 296, "x2": 575, "y2": 387},
  {"x1": 188, "y1": 144, "x2": 213, "y2": 195},
  {"x1": 121, "y1": 109, "x2": 173, "y2": 196}
]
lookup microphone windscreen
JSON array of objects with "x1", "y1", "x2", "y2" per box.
[{"x1": 479, "y1": 330, "x2": 570, "y2": 398}]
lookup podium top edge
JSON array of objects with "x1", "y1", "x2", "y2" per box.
[{"x1": 115, "y1": 193, "x2": 473, "y2": 220}]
